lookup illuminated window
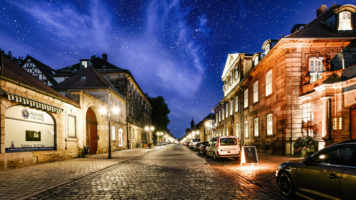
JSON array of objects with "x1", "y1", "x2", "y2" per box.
[
  {"x1": 235, "y1": 96, "x2": 239, "y2": 112},
  {"x1": 244, "y1": 121, "x2": 249, "y2": 138},
  {"x1": 235, "y1": 67, "x2": 239, "y2": 80},
  {"x1": 68, "y1": 115, "x2": 76, "y2": 138},
  {"x1": 267, "y1": 114, "x2": 273, "y2": 136},
  {"x1": 309, "y1": 57, "x2": 324, "y2": 83},
  {"x1": 333, "y1": 117, "x2": 343, "y2": 130},
  {"x1": 225, "y1": 104, "x2": 228, "y2": 118},
  {"x1": 338, "y1": 11, "x2": 352, "y2": 31},
  {"x1": 254, "y1": 56, "x2": 259, "y2": 66},
  {"x1": 118, "y1": 128, "x2": 124, "y2": 147},
  {"x1": 112, "y1": 126, "x2": 116, "y2": 141},
  {"x1": 265, "y1": 43, "x2": 270, "y2": 55},
  {"x1": 244, "y1": 89, "x2": 248, "y2": 108},
  {"x1": 222, "y1": 108, "x2": 225, "y2": 120},
  {"x1": 254, "y1": 118, "x2": 259, "y2": 137},
  {"x1": 266, "y1": 70, "x2": 272, "y2": 96},
  {"x1": 236, "y1": 124, "x2": 239, "y2": 138},
  {"x1": 230, "y1": 100, "x2": 233, "y2": 116},
  {"x1": 81, "y1": 60, "x2": 88, "y2": 68},
  {"x1": 253, "y1": 81, "x2": 259, "y2": 103}
]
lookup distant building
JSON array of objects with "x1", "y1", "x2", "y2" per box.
[{"x1": 215, "y1": 4, "x2": 356, "y2": 155}]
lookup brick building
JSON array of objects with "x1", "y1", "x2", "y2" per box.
[{"x1": 215, "y1": 4, "x2": 356, "y2": 155}]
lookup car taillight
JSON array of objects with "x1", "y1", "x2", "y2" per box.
[{"x1": 216, "y1": 137, "x2": 220, "y2": 149}]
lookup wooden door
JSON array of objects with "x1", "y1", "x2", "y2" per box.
[
  {"x1": 351, "y1": 108, "x2": 356, "y2": 139},
  {"x1": 86, "y1": 108, "x2": 98, "y2": 154}
]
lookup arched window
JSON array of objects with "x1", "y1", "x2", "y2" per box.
[{"x1": 338, "y1": 11, "x2": 352, "y2": 31}]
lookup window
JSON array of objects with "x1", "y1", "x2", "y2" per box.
[
  {"x1": 235, "y1": 96, "x2": 239, "y2": 112},
  {"x1": 68, "y1": 115, "x2": 76, "y2": 138},
  {"x1": 81, "y1": 60, "x2": 88, "y2": 68},
  {"x1": 254, "y1": 118, "x2": 259, "y2": 137},
  {"x1": 338, "y1": 11, "x2": 352, "y2": 31},
  {"x1": 112, "y1": 126, "x2": 116, "y2": 140},
  {"x1": 253, "y1": 81, "x2": 259, "y2": 103},
  {"x1": 254, "y1": 56, "x2": 259, "y2": 66},
  {"x1": 316, "y1": 145, "x2": 356, "y2": 166},
  {"x1": 266, "y1": 70, "x2": 272, "y2": 96},
  {"x1": 244, "y1": 89, "x2": 248, "y2": 108},
  {"x1": 225, "y1": 104, "x2": 228, "y2": 118},
  {"x1": 333, "y1": 117, "x2": 343, "y2": 130},
  {"x1": 267, "y1": 114, "x2": 273, "y2": 136},
  {"x1": 244, "y1": 121, "x2": 249, "y2": 138},
  {"x1": 230, "y1": 100, "x2": 233, "y2": 116},
  {"x1": 222, "y1": 108, "x2": 225, "y2": 120},
  {"x1": 234, "y1": 67, "x2": 239, "y2": 80},
  {"x1": 118, "y1": 128, "x2": 124, "y2": 147},
  {"x1": 236, "y1": 124, "x2": 239, "y2": 138},
  {"x1": 80, "y1": 76, "x2": 86, "y2": 81},
  {"x1": 216, "y1": 112, "x2": 218, "y2": 123},
  {"x1": 265, "y1": 43, "x2": 270, "y2": 54},
  {"x1": 309, "y1": 57, "x2": 324, "y2": 82}
]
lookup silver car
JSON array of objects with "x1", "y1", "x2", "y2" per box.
[
  {"x1": 206, "y1": 136, "x2": 240, "y2": 160},
  {"x1": 276, "y1": 140, "x2": 356, "y2": 199}
]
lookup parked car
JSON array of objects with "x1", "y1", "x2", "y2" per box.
[
  {"x1": 198, "y1": 142, "x2": 209, "y2": 156},
  {"x1": 206, "y1": 136, "x2": 240, "y2": 160},
  {"x1": 189, "y1": 138, "x2": 200, "y2": 149},
  {"x1": 194, "y1": 142, "x2": 202, "y2": 151},
  {"x1": 276, "y1": 140, "x2": 356, "y2": 199}
]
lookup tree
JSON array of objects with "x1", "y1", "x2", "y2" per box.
[{"x1": 147, "y1": 95, "x2": 170, "y2": 144}]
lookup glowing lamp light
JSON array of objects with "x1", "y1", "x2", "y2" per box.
[
  {"x1": 145, "y1": 126, "x2": 149, "y2": 131},
  {"x1": 112, "y1": 107, "x2": 120, "y2": 114},
  {"x1": 150, "y1": 126, "x2": 155, "y2": 131},
  {"x1": 99, "y1": 107, "x2": 107, "y2": 115}
]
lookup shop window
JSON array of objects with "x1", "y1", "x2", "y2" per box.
[
  {"x1": 244, "y1": 121, "x2": 249, "y2": 138},
  {"x1": 309, "y1": 57, "x2": 324, "y2": 82},
  {"x1": 338, "y1": 11, "x2": 352, "y2": 31},
  {"x1": 68, "y1": 115, "x2": 76, "y2": 138},
  {"x1": 253, "y1": 81, "x2": 259, "y2": 103},
  {"x1": 254, "y1": 118, "x2": 259, "y2": 137},
  {"x1": 266, "y1": 70, "x2": 272, "y2": 96},
  {"x1": 267, "y1": 114, "x2": 273, "y2": 136},
  {"x1": 244, "y1": 89, "x2": 248, "y2": 108}
]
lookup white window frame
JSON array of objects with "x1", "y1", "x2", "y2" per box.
[
  {"x1": 309, "y1": 57, "x2": 324, "y2": 83},
  {"x1": 244, "y1": 89, "x2": 248, "y2": 108},
  {"x1": 244, "y1": 121, "x2": 249, "y2": 138},
  {"x1": 338, "y1": 11, "x2": 352, "y2": 31},
  {"x1": 266, "y1": 70, "x2": 272, "y2": 96},
  {"x1": 267, "y1": 114, "x2": 273, "y2": 136},
  {"x1": 235, "y1": 96, "x2": 239, "y2": 112},
  {"x1": 67, "y1": 115, "x2": 76, "y2": 138},
  {"x1": 254, "y1": 118, "x2": 259, "y2": 137},
  {"x1": 253, "y1": 81, "x2": 259, "y2": 103}
]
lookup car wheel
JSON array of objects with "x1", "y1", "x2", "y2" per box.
[
  {"x1": 213, "y1": 152, "x2": 219, "y2": 161},
  {"x1": 277, "y1": 171, "x2": 295, "y2": 197}
]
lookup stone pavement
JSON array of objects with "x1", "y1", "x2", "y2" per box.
[
  {"x1": 29, "y1": 145, "x2": 288, "y2": 200},
  {"x1": 0, "y1": 148, "x2": 154, "y2": 200}
]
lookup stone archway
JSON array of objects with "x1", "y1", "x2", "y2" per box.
[{"x1": 86, "y1": 108, "x2": 98, "y2": 154}]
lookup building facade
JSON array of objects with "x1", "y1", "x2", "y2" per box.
[{"x1": 215, "y1": 4, "x2": 356, "y2": 155}]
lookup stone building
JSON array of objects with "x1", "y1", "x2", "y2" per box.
[
  {"x1": 0, "y1": 53, "x2": 83, "y2": 169},
  {"x1": 214, "y1": 4, "x2": 356, "y2": 155},
  {"x1": 55, "y1": 54, "x2": 152, "y2": 148}
]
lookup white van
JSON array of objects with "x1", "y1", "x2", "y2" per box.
[{"x1": 206, "y1": 136, "x2": 240, "y2": 160}]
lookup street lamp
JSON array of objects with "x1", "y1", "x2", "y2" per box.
[
  {"x1": 145, "y1": 125, "x2": 155, "y2": 148},
  {"x1": 100, "y1": 105, "x2": 120, "y2": 159}
]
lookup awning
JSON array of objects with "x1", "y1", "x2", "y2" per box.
[{"x1": 7, "y1": 92, "x2": 63, "y2": 113}]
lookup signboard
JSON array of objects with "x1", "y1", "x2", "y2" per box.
[
  {"x1": 5, "y1": 105, "x2": 55, "y2": 152},
  {"x1": 240, "y1": 146, "x2": 258, "y2": 165}
]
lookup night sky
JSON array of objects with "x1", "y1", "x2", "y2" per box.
[{"x1": 1, "y1": 0, "x2": 355, "y2": 138}]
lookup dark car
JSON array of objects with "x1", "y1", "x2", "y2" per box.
[
  {"x1": 276, "y1": 140, "x2": 356, "y2": 199},
  {"x1": 198, "y1": 142, "x2": 209, "y2": 156}
]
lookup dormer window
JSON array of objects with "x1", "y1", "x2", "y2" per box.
[
  {"x1": 264, "y1": 44, "x2": 270, "y2": 55},
  {"x1": 338, "y1": 11, "x2": 352, "y2": 31},
  {"x1": 234, "y1": 67, "x2": 239, "y2": 80},
  {"x1": 254, "y1": 56, "x2": 259, "y2": 66},
  {"x1": 81, "y1": 60, "x2": 88, "y2": 68},
  {"x1": 309, "y1": 57, "x2": 324, "y2": 83}
]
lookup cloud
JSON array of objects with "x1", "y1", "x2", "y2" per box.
[{"x1": 10, "y1": 0, "x2": 206, "y2": 98}]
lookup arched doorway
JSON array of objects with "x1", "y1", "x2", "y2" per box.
[{"x1": 86, "y1": 108, "x2": 98, "y2": 154}]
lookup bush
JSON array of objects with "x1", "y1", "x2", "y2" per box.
[{"x1": 294, "y1": 137, "x2": 317, "y2": 156}]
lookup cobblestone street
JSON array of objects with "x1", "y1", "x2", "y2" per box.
[{"x1": 0, "y1": 144, "x2": 304, "y2": 199}]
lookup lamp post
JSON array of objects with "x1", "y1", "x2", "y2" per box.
[
  {"x1": 145, "y1": 125, "x2": 154, "y2": 148},
  {"x1": 100, "y1": 105, "x2": 120, "y2": 159}
]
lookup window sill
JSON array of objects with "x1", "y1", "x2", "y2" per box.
[{"x1": 66, "y1": 137, "x2": 78, "y2": 142}]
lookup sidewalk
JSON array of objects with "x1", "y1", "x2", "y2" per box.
[{"x1": 0, "y1": 148, "x2": 155, "y2": 200}]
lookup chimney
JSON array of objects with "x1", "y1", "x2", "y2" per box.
[
  {"x1": 102, "y1": 53, "x2": 108, "y2": 62},
  {"x1": 317, "y1": 4, "x2": 328, "y2": 17}
]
